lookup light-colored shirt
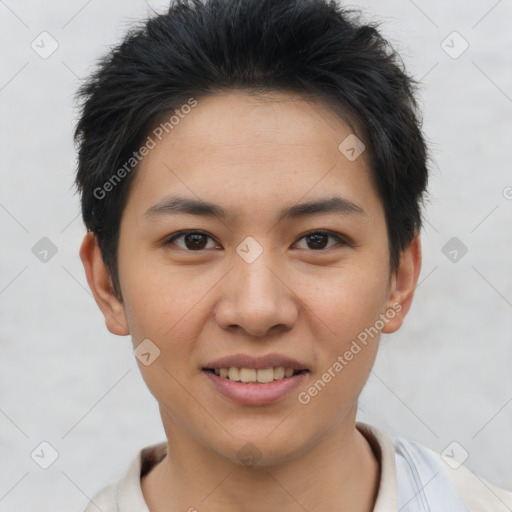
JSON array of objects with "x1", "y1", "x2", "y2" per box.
[{"x1": 84, "y1": 421, "x2": 512, "y2": 511}]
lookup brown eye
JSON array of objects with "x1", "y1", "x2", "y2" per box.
[
  {"x1": 165, "y1": 231, "x2": 218, "y2": 251},
  {"x1": 305, "y1": 233, "x2": 329, "y2": 250},
  {"x1": 295, "y1": 230, "x2": 348, "y2": 251}
]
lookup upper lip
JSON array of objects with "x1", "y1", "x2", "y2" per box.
[{"x1": 203, "y1": 353, "x2": 309, "y2": 371}]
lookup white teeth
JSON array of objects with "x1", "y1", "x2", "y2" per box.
[
  {"x1": 212, "y1": 366, "x2": 302, "y2": 383},
  {"x1": 257, "y1": 368, "x2": 274, "y2": 383},
  {"x1": 273, "y1": 367, "x2": 285, "y2": 379},
  {"x1": 239, "y1": 368, "x2": 256, "y2": 382},
  {"x1": 228, "y1": 367, "x2": 240, "y2": 381}
]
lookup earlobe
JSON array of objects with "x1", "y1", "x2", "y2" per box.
[
  {"x1": 381, "y1": 233, "x2": 422, "y2": 334},
  {"x1": 79, "y1": 232, "x2": 130, "y2": 336}
]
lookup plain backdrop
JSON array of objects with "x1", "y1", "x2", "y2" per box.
[{"x1": 0, "y1": 0, "x2": 511, "y2": 510}]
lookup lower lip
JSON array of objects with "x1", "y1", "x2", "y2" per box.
[{"x1": 203, "y1": 371, "x2": 309, "y2": 406}]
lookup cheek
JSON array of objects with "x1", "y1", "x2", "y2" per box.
[
  {"x1": 295, "y1": 283, "x2": 384, "y2": 425},
  {"x1": 298, "y1": 260, "x2": 390, "y2": 341},
  {"x1": 295, "y1": 260, "x2": 388, "y2": 397},
  {"x1": 119, "y1": 250, "x2": 212, "y2": 338},
  {"x1": 119, "y1": 259, "x2": 228, "y2": 393},
  {"x1": 121, "y1": 265, "x2": 211, "y2": 406}
]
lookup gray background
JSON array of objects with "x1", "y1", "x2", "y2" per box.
[{"x1": 0, "y1": 0, "x2": 511, "y2": 510}]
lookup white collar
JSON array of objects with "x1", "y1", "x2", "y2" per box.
[
  {"x1": 89, "y1": 421, "x2": 512, "y2": 511},
  {"x1": 114, "y1": 421, "x2": 399, "y2": 511}
]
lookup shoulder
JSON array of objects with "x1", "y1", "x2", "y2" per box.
[
  {"x1": 428, "y1": 443, "x2": 512, "y2": 512},
  {"x1": 83, "y1": 481, "x2": 119, "y2": 512},
  {"x1": 83, "y1": 442, "x2": 166, "y2": 512},
  {"x1": 392, "y1": 434, "x2": 512, "y2": 512}
]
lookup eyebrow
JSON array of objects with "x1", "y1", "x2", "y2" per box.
[{"x1": 144, "y1": 194, "x2": 365, "y2": 222}]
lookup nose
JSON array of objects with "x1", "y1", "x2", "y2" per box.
[{"x1": 213, "y1": 249, "x2": 299, "y2": 337}]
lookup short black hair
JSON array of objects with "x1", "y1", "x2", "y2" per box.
[{"x1": 74, "y1": 0, "x2": 429, "y2": 298}]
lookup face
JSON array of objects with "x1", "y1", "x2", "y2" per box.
[{"x1": 81, "y1": 90, "x2": 420, "y2": 466}]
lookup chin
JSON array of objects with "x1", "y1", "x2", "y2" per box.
[{"x1": 209, "y1": 429, "x2": 311, "y2": 469}]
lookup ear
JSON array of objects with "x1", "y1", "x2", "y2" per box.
[
  {"x1": 79, "y1": 232, "x2": 130, "y2": 336},
  {"x1": 381, "y1": 233, "x2": 422, "y2": 334}
]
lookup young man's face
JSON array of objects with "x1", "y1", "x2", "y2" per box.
[{"x1": 81, "y1": 90, "x2": 420, "y2": 465}]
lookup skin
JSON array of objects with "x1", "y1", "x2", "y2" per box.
[{"x1": 80, "y1": 90, "x2": 421, "y2": 511}]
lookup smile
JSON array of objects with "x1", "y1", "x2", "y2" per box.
[{"x1": 203, "y1": 367, "x2": 309, "y2": 383}]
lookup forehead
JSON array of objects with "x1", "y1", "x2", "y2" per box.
[
  {"x1": 124, "y1": 90, "x2": 380, "y2": 222},
  {"x1": 153, "y1": 90, "x2": 360, "y2": 163}
]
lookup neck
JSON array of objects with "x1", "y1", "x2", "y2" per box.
[{"x1": 142, "y1": 413, "x2": 380, "y2": 512}]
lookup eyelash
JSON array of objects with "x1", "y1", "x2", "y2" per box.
[{"x1": 163, "y1": 229, "x2": 351, "y2": 252}]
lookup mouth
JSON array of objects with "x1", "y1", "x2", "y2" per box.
[
  {"x1": 201, "y1": 354, "x2": 310, "y2": 405},
  {"x1": 202, "y1": 367, "x2": 310, "y2": 384}
]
